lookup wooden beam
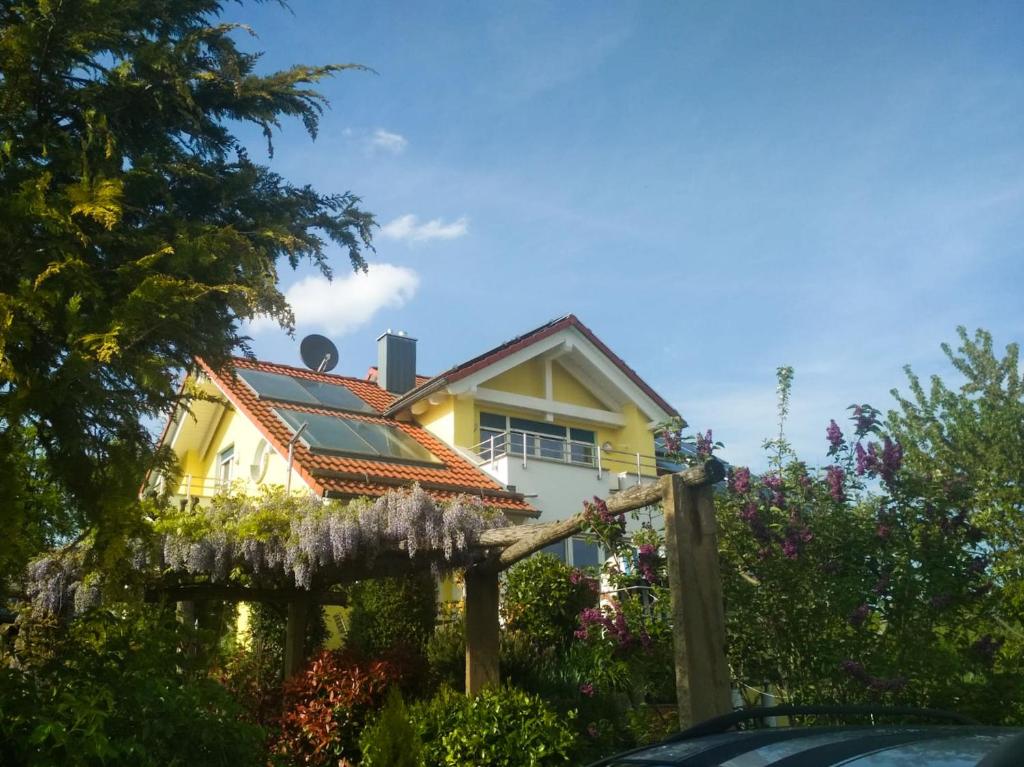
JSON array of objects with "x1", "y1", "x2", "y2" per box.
[
  {"x1": 146, "y1": 584, "x2": 348, "y2": 606},
  {"x1": 488, "y1": 460, "x2": 724, "y2": 570},
  {"x1": 464, "y1": 567, "x2": 500, "y2": 695},
  {"x1": 284, "y1": 594, "x2": 311, "y2": 679},
  {"x1": 662, "y1": 475, "x2": 732, "y2": 728}
]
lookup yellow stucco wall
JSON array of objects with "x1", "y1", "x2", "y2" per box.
[
  {"x1": 482, "y1": 358, "x2": 546, "y2": 398},
  {"x1": 550, "y1": 361, "x2": 606, "y2": 409},
  {"x1": 171, "y1": 390, "x2": 306, "y2": 498}
]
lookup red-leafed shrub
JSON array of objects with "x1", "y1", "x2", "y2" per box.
[{"x1": 270, "y1": 649, "x2": 410, "y2": 766}]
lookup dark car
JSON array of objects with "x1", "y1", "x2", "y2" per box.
[{"x1": 586, "y1": 706, "x2": 1024, "y2": 767}]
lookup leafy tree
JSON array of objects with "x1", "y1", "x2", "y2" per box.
[
  {"x1": 887, "y1": 327, "x2": 1024, "y2": 708},
  {"x1": 0, "y1": 0, "x2": 374, "y2": 579},
  {"x1": 888, "y1": 327, "x2": 1024, "y2": 612},
  {"x1": 709, "y1": 363, "x2": 1021, "y2": 723}
]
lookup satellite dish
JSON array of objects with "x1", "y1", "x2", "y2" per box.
[{"x1": 300, "y1": 334, "x2": 339, "y2": 373}]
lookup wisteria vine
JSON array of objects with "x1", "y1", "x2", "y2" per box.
[{"x1": 25, "y1": 485, "x2": 510, "y2": 618}]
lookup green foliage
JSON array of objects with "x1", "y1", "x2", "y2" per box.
[
  {"x1": 359, "y1": 688, "x2": 424, "y2": 767},
  {"x1": 712, "y1": 349, "x2": 1024, "y2": 724},
  {"x1": 889, "y1": 329, "x2": 1024, "y2": 622},
  {"x1": 0, "y1": 606, "x2": 264, "y2": 767},
  {"x1": 273, "y1": 649, "x2": 412, "y2": 766},
  {"x1": 0, "y1": 424, "x2": 75, "y2": 597},
  {"x1": 425, "y1": 603, "x2": 466, "y2": 692},
  {"x1": 0, "y1": 0, "x2": 373, "y2": 572},
  {"x1": 412, "y1": 685, "x2": 577, "y2": 767},
  {"x1": 501, "y1": 553, "x2": 598, "y2": 651},
  {"x1": 346, "y1": 571, "x2": 438, "y2": 658}
]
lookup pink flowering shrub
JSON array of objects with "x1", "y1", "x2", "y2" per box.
[{"x1": 714, "y1": 370, "x2": 1005, "y2": 719}]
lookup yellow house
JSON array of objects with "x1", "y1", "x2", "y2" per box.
[
  {"x1": 150, "y1": 314, "x2": 680, "y2": 638},
  {"x1": 153, "y1": 314, "x2": 680, "y2": 564}
]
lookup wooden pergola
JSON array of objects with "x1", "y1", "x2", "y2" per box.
[{"x1": 151, "y1": 460, "x2": 731, "y2": 728}]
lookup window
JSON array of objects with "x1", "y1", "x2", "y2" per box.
[
  {"x1": 274, "y1": 408, "x2": 442, "y2": 465},
  {"x1": 479, "y1": 412, "x2": 596, "y2": 466},
  {"x1": 217, "y1": 445, "x2": 235, "y2": 488},
  {"x1": 571, "y1": 538, "x2": 602, "y2": 569},
  {"x1": 237, "y1": 368, "x2": 375, "y2": 414}
]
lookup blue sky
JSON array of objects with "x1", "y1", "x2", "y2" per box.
[{"x1": 230, "y1": 1, "x2": 1024, "y2": 470}]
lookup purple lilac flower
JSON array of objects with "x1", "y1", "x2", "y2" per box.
[
  {"x1": 848, "y1": 604, "x2": 870, "y2": 628},
  {"x1": 876, "y1": 523, "x2": 891, "y2": 540},
  {"x1": 972, "y1": 634, "x2": 1004, "y2": 663},
  {"x1": 763, "y1": 473, "x2": 785, "y2": 507},
  {"x1": 695, "y1": 429, "x2": 714, "y2": 458},
  {"x1": 731, "y1": 467, "x2": 752, "y2": 495},
  {"x1": 826, "y1": 419, "x2": 844, "y2": 454},
  {"x1": 637, "y1": 544, "x2": 658, "y2": 583},
  {"x1": 662, "y1": 428, "x2": 681, "y2": 454},
  {"x1": 880, "y1": 438, "x2": 903, "y2": 484},
  {"x1": 586, "y1": 723, "x2": 600, "y2": 739},
  {"x1": 826, "y1": 465, "x2": 845, "y2": 502},
  {"x1": 579, "y1": 682, "x2": 595, "y2": 697},
  {"x1": 852, "y1": 406, "x2": 875, "y2": 435}
]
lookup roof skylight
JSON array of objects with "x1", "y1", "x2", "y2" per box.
[
  {"x1": 274, "y1": 407, "x2": 442, "y2": 465},
  {"x1": 237, "y1": 368, "x2": 375, "y2": 414}
]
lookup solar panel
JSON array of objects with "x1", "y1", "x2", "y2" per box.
[
  {"x1": 274, "y1": 408, "x2": 442, "y2": 465},
  {"x1": 238, "y1": 369, "x2": 374, "y2": 414}
]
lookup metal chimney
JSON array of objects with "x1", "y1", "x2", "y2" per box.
[{"x1": 377, "y1": 330, "x2": 417, "y2": 394}]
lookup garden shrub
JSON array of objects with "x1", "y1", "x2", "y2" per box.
[
  {"x1": 425, "y1": 603, "x2": 465, "y2": 692},
  {"x1": 272, "y1": 648, "x2": 411, "y2": 765},
  {"x1": 358, "y1": 687, "x2": 424, "y2": 767},
  {"x1": 501, "y1": 553, "x2": 598, "y2": 651},
  {"x1": 412, "y1": 684, "x2": 577, "y2": 767},
  {"x1": 345, "y1": 571, "x2": 437, "y2": 658},
  {"x1": 0, "y1": 606, "x2": 264, "y2": 767}
]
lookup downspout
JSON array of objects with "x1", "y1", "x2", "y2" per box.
[{"x1": 286, "y1": 422, "x2": 309, "y2": 494}]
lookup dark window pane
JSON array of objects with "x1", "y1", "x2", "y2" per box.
[
  {"x1": 345, "y1": 419, "x2": 441, "y2": 464},
  {"x1": 239, "y1": 369, "x2": 374, "y2": 413},
  {"x1": 539, "y1": 436, "x2": 565, "y2": 460},
  {"x1": 238, "y1": 369, "x2": 318, "y2": 405},
  {"x1": 570, "y1": 442, "x2": 595, "y2": 465},
  {"x1": 569, "y1": 428, "x2": 595, "y2": 443},
  {"x1": 273, "y1": 408, "x2": 441, "y2": 465},
  {"x1": 572, "y1": 539, "x2": 601, "y2": 568},
  {"x1": 479, "y1": 428, "x2": 506, "y2": 459},
  {"x1": 297, "y1": 379, "x2": 375, "y2": 413},
  {"x1": 509, "y1": 417, "x2": 566, "y2": 438},
  {"x1": 539, "y1": 541, "x2": 566, "y2": 561},
  {"x1": 480, "y1": 412, "x2": 506, "y2": 430}
]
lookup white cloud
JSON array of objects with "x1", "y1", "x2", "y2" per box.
[
  {"x1": 368, "y1": 129, "x2": 408, "y2": 154},
  {"x1": 248, "y1": 264, "x2": 419, "y2": 337},
  {"x1": 380, "y1": 214, "x2": 469, "y2": 243}
]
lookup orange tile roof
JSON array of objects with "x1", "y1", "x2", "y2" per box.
[{"x1": 198, "y1": 357, "x2": 535, "y2": 514}]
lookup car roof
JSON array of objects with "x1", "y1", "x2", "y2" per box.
[{"x1": 594, "y1": 726, "x2": 1024, "y2": 767}]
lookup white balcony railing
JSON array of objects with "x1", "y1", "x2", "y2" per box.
[{"x1": 471, "y1": 429, "x2": 659, "y2": 482}]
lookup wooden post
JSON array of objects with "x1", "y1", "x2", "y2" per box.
[
  {"x1": 464, "y1": 567, "x2": 500, "y2": 695},
  {"x1": 284, "y1": 595, "x2": 311, "y2": 679},
  {"x1": 662, "y1": 475, "x2": 732, "y2": 728}
]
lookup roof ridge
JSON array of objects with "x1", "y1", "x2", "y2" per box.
[{"x1": 228, "y1": 355, "x2": 382, "y2": 386}]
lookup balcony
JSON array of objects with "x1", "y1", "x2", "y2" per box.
[
  {"x1": 472, "y1": 428, "x2": 658, "y2": 481},
  {"x1": 469, "y1": 430, "x2": 659, "y2": 520}
]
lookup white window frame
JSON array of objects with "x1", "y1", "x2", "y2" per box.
[{"x1": 217, "y1": 445, "x2": 235, "y2": 489}]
